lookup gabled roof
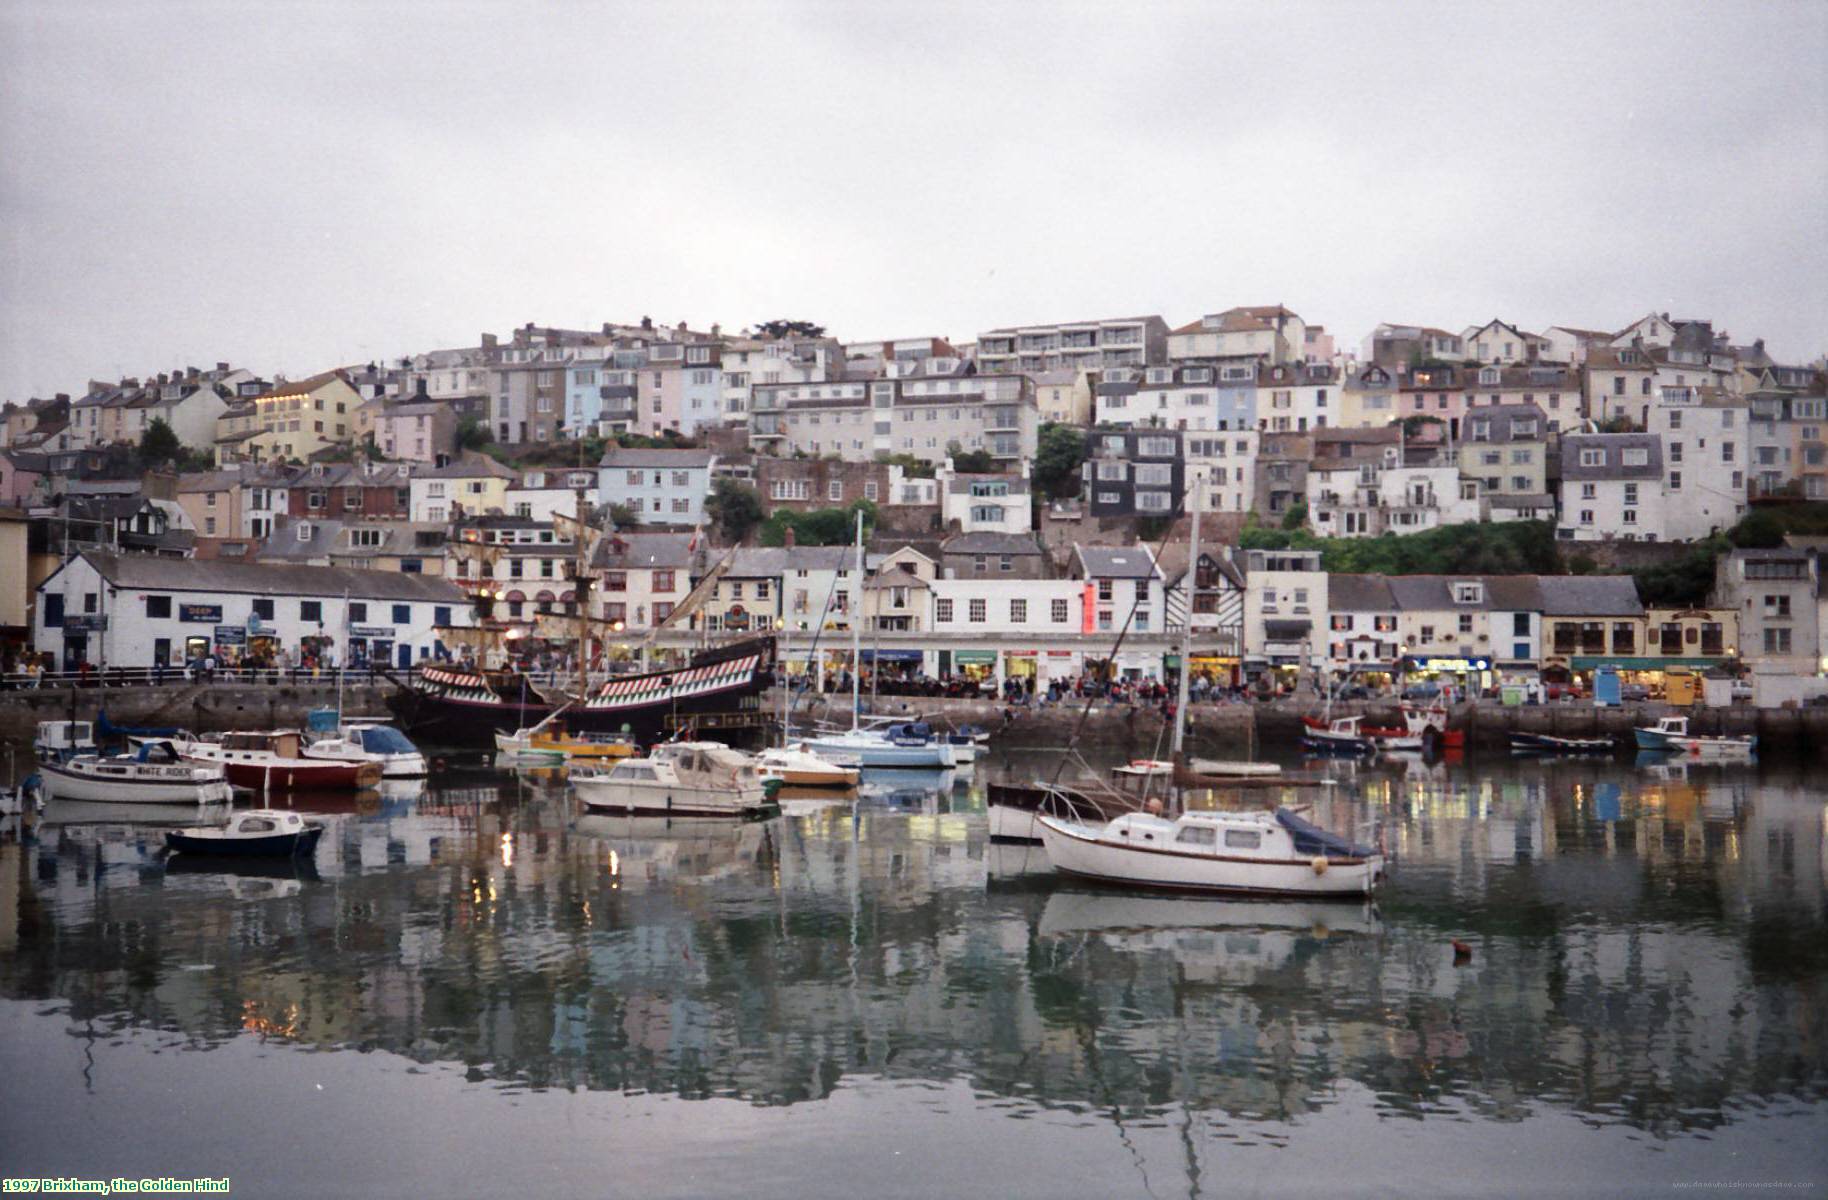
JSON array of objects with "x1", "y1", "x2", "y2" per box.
[
  {"x1": 258, "y1": 369, "x2": 352, "y2": 400},
  {"x1": 942, "y1": 531, "x2": 1044, "y2": 555},
  {"x1": 589, "y1": 531, "x2": 698, "y2": 571},
  {"x1": 415, "y1": 453, "x2": 517, "y2": 480}
]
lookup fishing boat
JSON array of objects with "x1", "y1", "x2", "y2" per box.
[
  {"x1": 1509, "y1": 731, "x2": 1616, "y2": 756},
  {"x1": 1633, "y1": 715, "x2": 1756, "y2": 759},
  {"x1": 572, "y1": 742, "x2": 776, "y2": 818},
  {"x1": 1300, "y1": 715, "x2": 1378, "y2": 756},
  {"x1": 756, "y1": 742, "x2": 860, "y2": 788},
  {"x1": 164, "y1": 808, "x2": 325, "y2": 858},
  {"x1": 174, "y1": 731, "x2": 383, "y2": 791},
  {"x1": 302, "y1": 722, "x2": 428, "y2": 777},
  {"x1": 1400, "y1": 703, "x2": 1464, "y2": 750},
  {"x1": 37, "y1": 740, "x2": 233, "y2": 805},
  {"x1": 1036, "y1": 807, "x2": 1386, "y2": 897}
]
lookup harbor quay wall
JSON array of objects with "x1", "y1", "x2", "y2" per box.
[
  {"x1": 798, "y1": 692, "x2": 1828, "y2": 759},
  {"x1": 0, "y1": 683, "x2": 398, "y2": 749}
]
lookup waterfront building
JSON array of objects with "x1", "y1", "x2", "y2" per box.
[
  {"x1": 33, "y1": 549, "x2": 472, "y2": 671},
  {"x1": 589, "y1": 530, "x2": 700, "y2": 634},
  {"x1": 1711, "y1": 547, "x2": 1819, "y2": 676},
  {"x1": 1538, "y1": 574, "x2": 1650, "y2": 679},
  {"x1": 938, "y1": 532, "x2": 1049, "y2": 581},
  {"x1": 258, "y1": 518, "x2": 449, "y2": 577},
  {"x1": 1242, "y1": 548, "x2": 1328, "y2": 682}
]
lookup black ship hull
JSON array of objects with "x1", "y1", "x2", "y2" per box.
[{"x1": 387, "y1": 640, "x2": 776, "y2": 750}]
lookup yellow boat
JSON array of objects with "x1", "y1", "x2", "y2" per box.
[{"x1": 527, "y1": 725, "x2": 638, "y2": 761}]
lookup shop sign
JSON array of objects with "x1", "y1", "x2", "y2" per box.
[
  {"x1": 954, "y1": 650, "x2": 997, "y2": 665},
  {"x1": 62, "y1": 614, "x2": 108, "y2": 633},
  {"x1": 1004, "y1": 650, "x2": 1037, "y2": 657},
  {"x1": 350, "y1": 625, "x2": 395, "y2": 638},
  {"x1": 1046, "y1": 650, "x2": 1073, "y2": 657},
  {"x1": 1404, "y1": 655, "x2": 1491, "y2": 673},
  {"x1": 180, "y1": 604, "x2": 222, "y2": 623},
  {"x1": 213, "y1": 625, "x2": 247, "y2": 646}
]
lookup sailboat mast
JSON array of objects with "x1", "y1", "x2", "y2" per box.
[
  {"x1": 574, "y1": 484, "x2": 589, "y2": 700},
  {"x1": 1171, "y1": 470, "x2": 1200, "y2": 757},
  {"x1": 850, "y1": 510, "x2": 863, "y2": 731}
]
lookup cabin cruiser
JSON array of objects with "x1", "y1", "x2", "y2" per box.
[
  {"x1": 33, "y1": 720, "x2": 97, "y2": 764},
  {"x1": 164, "y1": 808, "x2": 325, "y2": 858},
  {"x1": 801, "y1": 721, "x2": 960, "y2": 769},
  {"x1": 1036, "y1": 806, "x2": 1386, "y2": 897},
  {"x1": 37, "y1": 740, "x2": 233, "y2": 805},
  {"x1": 756, "y1": 742, "x2": 860, "y2": 788},
  {"x1": 303, "y1": 722, "x2": 428, "y2": 778},
  {"x1": 1633, "y1": 715, "x2": 1756, "y2": 759},
  {"x1": 572, "y1": 742, "x2": 776, "y2": 818},
  {"x1": 1301, "y1": 715, "x2": 1380, "y2": 756},
  {"x1": 173, "y1": 731, "x2": 383, "y2": 791}
]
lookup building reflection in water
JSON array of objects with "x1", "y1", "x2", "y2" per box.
[{"x1": 0, "y1": 756, "x2": 1823, "y2": 1144}]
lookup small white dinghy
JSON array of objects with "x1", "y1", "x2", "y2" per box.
[{"x1": 1036, "y1": 807, "x2": 1386, "y2": 897}]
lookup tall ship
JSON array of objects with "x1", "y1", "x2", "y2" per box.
[
  {"x1": 385, "y1": 489, "x2": 775, "y2": 749},
  {"x1": 387, "y1": 636, "x2": 775, "y2": 749}
]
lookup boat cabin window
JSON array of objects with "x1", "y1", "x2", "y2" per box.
[
  {"x1": 239, "y1": 818, "x2": 278, "y2": 833},
  {"x1": 1176, "y1": 826, "x2": 1217, "y2": 846},
  {"x1": 1224, "y1": 829, "x2": 1263, "y2": 850},
  {"x1": 612, "y1": 764, "x2": 658, "y2": 781}
]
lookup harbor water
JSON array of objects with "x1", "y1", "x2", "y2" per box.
[{"x1": 0, "y1": 749, "x2": 1823, "y2": 1197}]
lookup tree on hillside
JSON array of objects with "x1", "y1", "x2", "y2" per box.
[
  {"x1": 138, "y1": 418, "x2": 183, "y2": 468},
  {"x1": 947, "y1": 445, "x2": 998, "y2": 474},
  {"x1": 753, "y1": 319, "x2": 826, "y2": 339},
  {"x1": 1729, "y1": 508, "x2": 1786, "y2": 549},
  {"x1": 759, "y1": 500, "x2": 877, "y2": 547},
  {"x1": 1031, "y1": 423, "x2": 1087, "y2": 500},
  {"x1": 706, "y1": 478, "x2": 764, "y2": 544},
  {"x1": 456, "y1": 416, "x2": 492, "y2": 451},
  {"x1": 875, "y1": 452, "x2": 936, "y2": 479}
]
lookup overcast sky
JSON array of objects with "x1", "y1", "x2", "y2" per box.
[{"x1": 2, "y1": 0, "x2": 1823, "y2": 401}]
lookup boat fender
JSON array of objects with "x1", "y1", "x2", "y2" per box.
[{"x1": 1310, "y1": 856, "x2": 1329, "y2": 875}]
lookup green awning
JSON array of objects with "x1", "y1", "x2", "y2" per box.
[
  {"x1": 1570, "y1": 656, "x2": 1725, "y2": 670},
  {"x1": 952, "y1": 650, "x2": 997, "y2": 664}
]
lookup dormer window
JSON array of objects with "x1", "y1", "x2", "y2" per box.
[
  {"x1": 1622, "y1": 448, "x2": 1649, "y2": 467},
  {"x1": 296, "y1": 522, "x2": 313, "y2": 542},
  {"x1": 1579, "y1": 448, "x2": 1605, "y2": 467},
  {"x1": 1454, "y1": 582, "x2": 1483, "y2": 605}
]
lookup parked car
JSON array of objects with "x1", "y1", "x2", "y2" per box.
[
  {"x1": 1401, "y1": 683, "x2": 1443, "y2": 701},
  {"x1": 1620, "y1": 683, "x2": 1651, "y2": 702},
  {"x1": 1545, "y1": 681, "x2": 1584, "y2": 700}
]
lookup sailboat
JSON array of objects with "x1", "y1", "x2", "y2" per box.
[
  {"x1": 1032, "y1": 478, "x2": 1387, "y2": 896},
  {"x1": 799, "y1": 513, "x2": 958, "y2": 770}
]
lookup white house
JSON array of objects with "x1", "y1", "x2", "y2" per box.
[
  {"x1": 505, "y1": 468, "x2": 601, "y2": 523},
  {"x1": 1242, "y1": 548, "x2": 1328, "y2": 680},
  {"x1": 1557, "y1": 433, "x2": 1667, "y2": 541},
  {"x1": 1185, "y1": 433, "x2": 1258, "y2": 515},
  {"x1": 938, "y1": 460, "x2": 1032, "y2": 534},
  {"x1": 1644, "y1": 394, "x2": 1747, "y2": 541},
  {"x1": 35, "y1": 550, "x2": 473, "y2": 671},
  {"x1": 597, "y1": 448, "x2": 718, "y2": 527}
]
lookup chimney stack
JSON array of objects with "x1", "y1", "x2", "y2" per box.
[{"x1": 783, "y1": 526, "x2": 795, "y2": 548}]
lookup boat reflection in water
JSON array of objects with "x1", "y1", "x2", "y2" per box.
[{"x1": 0, "y1": 751, "x2": 1824, "y2": 1198}]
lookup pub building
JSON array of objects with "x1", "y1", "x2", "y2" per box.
[{"x1": 34, "y1": 550, "x2": 474, "y2": 672}]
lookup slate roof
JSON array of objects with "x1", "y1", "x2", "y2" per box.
[
  {"x1": 73, "y1": 550, "x2": 467, "y2": 601},
  {"x1": 415, "y1": 454, "x2": 517, "y2": 480},
  {"x1": 1536, "y1": 575, "x2": 1645, "y2": 616},
  {"x1": 598, "y1": 448, "x2": 716, "y2": 469},
  {"x1": 1560, "y1": 434, "x2": 1663, "y2": 480},
  {"x1": 1075, "y1": 544, "x2": 1159, "y2": 579},
  {"x1": 941, "y1": 532, "x2": 1044, "y2": 556},
  {"x1": 589, "y1": 531, "x2": 698, "y2": 571},
  {"x1": 1327, "y1": 574, "x2": 1396, "y2": 611}
]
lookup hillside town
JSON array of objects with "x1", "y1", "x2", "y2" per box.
[{"x1": 3, "y1": 307, "x2": 1826, "y2": 703}]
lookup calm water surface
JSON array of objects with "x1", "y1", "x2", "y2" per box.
[{"x1": 1, "y1": 750, "x2": 1824, "y2": 1198}]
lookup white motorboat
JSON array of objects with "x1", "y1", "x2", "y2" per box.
[
  {"x1": 1300, "y1": 715, "x2": 1378, "y2": 756},
  {"x1": 572, "y1": 742, "x2": 775, "y2": 818},
  {"x1": 1633, "y1": 715, "x2": 1756, "y2": 759},
  {"x1": 756, "y1": 742, "x2": 860, "y2": 788},
  {"x1": 37, "y1": 740, "x2": 233, "y2": 805},
  {"x1": 303, "y1": 722, "x2": 428, "y2": 778},
  {"x1": 1036, "y1": 807, "x2": 1386, "y2": 897}
]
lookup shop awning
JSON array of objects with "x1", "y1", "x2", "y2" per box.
[
  {"x1": 1571, "y1": 655, "x2": 1725, "y2": 670},
  {"x1": 536, "y1": 590, "x2": 556, "y2": 603},
  {"x1": 505, "y1": 590, "x2": 526, "y2": 603},
  {"x1": 561, "y1": 590, "x2": 576, "y2": 603},
  {"x1": 1402, "y1": 655, "x2": 1492, "y2": 673},
  {"x1": 953, "y1": 650, "x2": 997, "y2": 664},
  {"x1": 1263, "y1": 619, "x2": 1311, "y2": 640},
  {"x1": 863, "y1": 649, "x2": 924, "y2": 663}
]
